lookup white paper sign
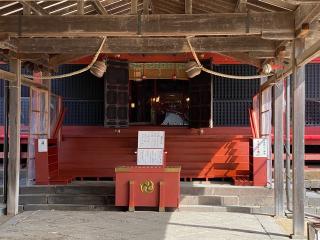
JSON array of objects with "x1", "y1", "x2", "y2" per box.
[
  {"x1": 138, "y1": 131, "x2": 165, "y2": 149},
  {"x1": 253, "y1": 138, "x2": 268, "y2": 158},
  {"x1": 38, "y1": 139, "x2": 48, "y2": 153},
  {"x1": 137, "y1": 149, "x2": 164, "y2": 165}
]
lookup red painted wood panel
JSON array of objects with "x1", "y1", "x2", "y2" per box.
[
  {"x1": 58, "y1": 126, "x2": 251, "y2": 180},
  {"x1": 30, "y1": 125, "x2": 320, "y2": 184}
]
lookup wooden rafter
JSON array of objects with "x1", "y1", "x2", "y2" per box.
[
  {"x1": 235, "y1": 0, "x2": 247, "y2": 12},
  {"x1": 77, "y1": 0, "x2": 84, "y2": 15},
  {"x1": 143, "y1": 0, "x2": 150, "y2": 14},
  {"x1": 295, "y1": 3, "x2": 320, "y2": 30},
  {"x1": 249, "y1": 0, "x2": 297, "y2": 11},
  {"x1": 296, "y1": 39, "x2": 320, "y2": 66},
  {"x1": 90, "y1": 0, "x2": 109, "y2": 15},
  {"x1": 0, "y1": 68, "x2": 48, "y2": 91},
  {"x1": 131, "y1": 0, "x2": 138, "y2": 14},
  {"x1": 185, "y1": 0, "x2": 192, "y2": 14},
  {"x1": 20, "y1": 1, "x2": 48, "y2": 15}
]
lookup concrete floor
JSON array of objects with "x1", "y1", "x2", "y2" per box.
[{"x1": 0, "y1": 211, "x2": 291, "y2": 240}]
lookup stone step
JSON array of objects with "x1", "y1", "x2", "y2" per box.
[
  {"x1": 180, "y1": 195, "x2": 239, "y2": 206},
  {"x1": 180, "y1": 184, "x2": 273, "y2": 196},
  {"x1": 1, "y1": 194, "x2": 115, "y2": 205},
  {"x1": 22, "y1": 204, "x2": 119, "y2": 211},
  {"x1": 177, "y1": 205, "x2": 267, "y2": 214},
  {"x1": 305, "y1": 180, "x2": 320, "y2": 189},
  {"x1": 181, "y1": 185, "x2": 274, "y2": 207},
  {"x1": 0, "y1": 183, "x2": 317, "y2": 211},
  {"x1": 306, "y1": 191, "x2": 320, "y2": 208},
  {"x1": 0, "y1": 184, "x2": 115, "y2": 195},
  {"x1": 305, "y1": 207, "x2": 320, "y2": 216}
]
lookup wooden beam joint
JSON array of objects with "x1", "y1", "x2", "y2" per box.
[
  {"x1": 296, "y1": 23, "x2": 310, "y2": 38},
  {"x1": 20, "y1": 1, "x2": 48, "y2": 15}
]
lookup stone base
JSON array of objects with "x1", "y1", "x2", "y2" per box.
[{"x1": 290, "y1": 234, "x2": 306, "y2": 239}]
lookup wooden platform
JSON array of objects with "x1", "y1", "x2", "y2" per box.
[
  {"x1": 0, "y1": 125, "x2": 319, "y2": 185},
  {"x1": 58, "y1": 126, "x2": 252, "y2": 183}
]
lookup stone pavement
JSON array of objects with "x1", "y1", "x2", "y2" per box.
[{"x1": 0, "y1": 210, "x2": 291, "y2": 240}]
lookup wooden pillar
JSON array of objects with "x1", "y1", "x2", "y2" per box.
[
  {"x1": 235, "y1": 0, "x2": 247, "y2": 12},
  {"x1": 77, "y1": 0, "x2": 84, "y2": 15},
  {"x1": 274, "y1": 80, "x2": 284, "y2": 216},
  {"x1": 185, "y1": 0, "x2": 192, "y2": 14},
  {"x1": 260, "y1": 77, "x2": 272, "y2": 186},
  {"x1": 143, "y1": 0, "x2": 150, "y2": 14},
  {"x1": 7, "y1": 58, "x2": 21, "y2": 216},
  {"x1": 27, "y1": 71, "x2": 50, "y2": 185},
  {"x1": 23, "y1": 4, "x2": 31, "y2": 15},
  {"x1": 2, "y1": 78, "x2": 9, "y2": 204},
  {"x1": 43, "y1": 71, "x2": 51, "y2": 137},
  {"x1": 285, "y1": 76, "x2": 292, "y2": 211},
  {"x1": 209, "y1": 60, "x2": 213, "y2": 128},
  {"x1": 292, "y1": 38, "x2": 305, "y2": 238},
  {"x1": 131, "y1": 0, "x2": 138, "y2": 14}
]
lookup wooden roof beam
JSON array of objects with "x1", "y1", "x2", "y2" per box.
[
  {"x1": 0, "y1": 68, "x2": 48, "y2": 92},
  {"x1": 185, "y1": 0, "x2": 192, "y2": 14},
  {"x1": 77, "y1": 0, "x2": 84, "y2": 15},
  {"x1": 296, "y1": 39, "x2": 320, "y2": 66},
  {"x1": 235, "y1": 0, "x2": 247, "y2": 12},
  {"x1": 90, "y1": 0, "x2": 109, "y2": 15},
  {"x1": 0, "y1": 12, "x2": 295, "y2": 37},
  {"x1": 260, "y1": 39, "x2": 320, "y2": 92},
  {"x1": 20, "y1": 1, "x2": 48, "y2": 15},
  {"x1": 251, "y1": 0, "x2": 297, "y2": 11},
  {"x1": 131, "y1": 0, "x2": 138, "y2": 14},
  {"x1": 23, "y1": 3, "x2": 31, "y2": 15},
  {"x1": 296, "y1": 23, "x2": 310, "y2": 38},
  {"x1": 295, "y1": 3, "x2": 320, "y2": 30},
  {"x1": 286, "y1": 0, "x2": 320, "y2": 3},
  {"x1": 13, "y1": 36, "x2": 278, "y2": 54},
  {"x1": 143, "y1": 0, "x2": 150, "y2": 14}
]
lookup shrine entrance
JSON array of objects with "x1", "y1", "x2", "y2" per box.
[{"x1": 129, "y1": 79, "x2": 190, "y2": 126}]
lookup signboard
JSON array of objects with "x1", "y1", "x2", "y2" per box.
[
  {"x1": 137, "y1": 149, "x2": 164, "y2": 166},
  {"x1": 38, "y1": 139, "x2": 48, "y2": 153},
  {"x1": 253, "y1": 138, "x2": 268, "y2": 158},
  {"x1": 138, "y1": 131, "x2": 165, "y2": 149}
]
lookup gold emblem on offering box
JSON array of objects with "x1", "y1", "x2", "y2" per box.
[{"x1": 140, "y1": 180, "x2": 154, "y2": 193}]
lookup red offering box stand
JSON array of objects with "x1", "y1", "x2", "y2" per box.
[{"x1": 115, "y1": 166, "x2": 181, "y2": 211}]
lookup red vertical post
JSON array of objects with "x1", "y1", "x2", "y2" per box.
[
  {"x1": 159, "y1": 181, "x2": 165, "y2": 212},
  {"x1": 129, "y1": 180, "x2": 135, "y2": 212},
  {"x1": 253, "y1": 156, "x2": 267, "y2": 186},
  {"x1": 252, "y1": 138, "x2": 268, "y2": 186},
  {"x1": 34, "y1": 140, "x2": 49, "y2": 185}
]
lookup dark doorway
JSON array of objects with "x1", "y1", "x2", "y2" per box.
[
  {"x1": 104, "y1": 60, "x2": 129, "y2": 128},
  {"x1": 129, "y1": 79, "x2": 189, "y2": 125},
  {"x1": 189, "y1": 60, "x2": 212, "y2": 128}
]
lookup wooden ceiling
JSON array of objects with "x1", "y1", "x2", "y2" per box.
[
  {"x1": 0, "y1": 0, "x2": 319, "y2": 71},
  {"x1": 0, "y1": 0, "x2": 299, "y2": 16}
]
